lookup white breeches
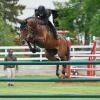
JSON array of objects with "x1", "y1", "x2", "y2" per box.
[
  {"x1": 5, "y1": 68, "x2": 16, "y2": 84},
  {"x1": 6, "y1": 68, "x2": 16, "y2": 78}
]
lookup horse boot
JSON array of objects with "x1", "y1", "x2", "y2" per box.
[
  {"x1": 30, "y1": 48, "x2": 37, "y2": 53},
  {"x1": 35, "y1": 47, "x2": 41, "y2": 52},
  {"x1": 30, "y1": 47, "x2": 41, "y2": 53}
]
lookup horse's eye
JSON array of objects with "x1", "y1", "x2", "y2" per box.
[{"x1": 20, "y1": 24, "x2": 27, "y2": 31}]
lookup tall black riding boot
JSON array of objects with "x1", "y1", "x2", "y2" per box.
[
  {"x1": 52, "y1": 27, "x2": 58, "y2": 40},
  {"x1": 48, "y1": 21, "x2": 58, "y2": 40}
]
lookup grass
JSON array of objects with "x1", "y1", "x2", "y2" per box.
[{"x1": 0, "y1": 75, "x2": 100, "y2": 100}]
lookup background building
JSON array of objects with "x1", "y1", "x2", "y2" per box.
[{"x1": 18, "y1": 0, "x2": 68, "y2": 19}]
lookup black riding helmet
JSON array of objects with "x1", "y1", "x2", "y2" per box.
[{"x1": 38, "y1": 5, "x2": 46, "y2": 16}]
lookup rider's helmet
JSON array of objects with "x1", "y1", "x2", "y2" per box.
[{"x1": 38, "y1": 5, "x2": 46, "y2": 16}]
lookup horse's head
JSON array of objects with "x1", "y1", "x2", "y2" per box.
[
  {"x1": 19, "y1": 17, "x2": 38, "y2": 41},
  {"x1": 19, "y1": 20, "x2": 28, "y2": 41},
  {"x1": 15, "y1": 19, "x2": 28, "y2": 43},
  {"x1": 16, "y1": 17, "x2": 47, "y2": 45}
]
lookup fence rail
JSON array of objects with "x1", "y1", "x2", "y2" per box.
[
  {"x1": 0, "y1": 45, "x2": 100, "y2": 61},
  {"x1": 0, "y1": 77, "x2": 100, "y2": 82},
  {"x1": 0, "y1": 94, "x2": 100, "y2": 98},
  {"x1": 0, "y1": 60, "x2": 100, "y2": 98},
  {"x1": 0, "y1": 61, "x2": 100, "y2": 65}
]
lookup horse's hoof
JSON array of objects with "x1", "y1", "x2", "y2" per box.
[
  {"x1": 59, "y1": 75, "x2": 66, "y2": 79},
  {"x1": 65, "y1": 75, "x2": 68, "y2": 78},
  {"x1": 56, "y1": 73, "x2": 59, "y2": 77},
  {"x1": 57, "y1": 76, "x2": 61, "y2": 79}
]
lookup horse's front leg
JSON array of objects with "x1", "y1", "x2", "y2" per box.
[
  {"x1": 33, "y1": 42, "x2": 41, "y2": 52},
  {"x1": 26, "y1": 40, "x2": 40, "y2": 53}
]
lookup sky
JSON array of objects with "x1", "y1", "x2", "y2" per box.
[{"x1": 18, "y1": 0, "x2": 69, "y2": 19}]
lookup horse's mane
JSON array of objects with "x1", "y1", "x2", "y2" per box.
[
  {"x1": 20, "y1": 17, "x2": 40, "y2": 30},
  {"x1": 33, "y1": 17, "x2": 44, "y2": 25}
]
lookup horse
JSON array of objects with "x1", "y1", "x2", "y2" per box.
[{"x1": 17, "y1": 17, "x2": 70, "y2": 78}]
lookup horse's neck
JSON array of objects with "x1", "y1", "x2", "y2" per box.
[{"x1": 36, "y1": 24, "x2": 48, "y2": 37}]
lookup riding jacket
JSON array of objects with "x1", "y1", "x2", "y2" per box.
[
  {"x1": 35, "y1": 9, "x2": 51, "y2": 24},
  {"x1": 4, "y1": 54, "x2": 18, "y2": 70},
  {"x1": 35, "y1": 7, "x2": 58, "y2": 39}
]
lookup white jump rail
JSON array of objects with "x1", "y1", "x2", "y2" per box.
[
  {"x1": 0, "y1": 45, "x2": 100, "y2": 61},
  {"x1": 70, "y1": 45, "x2": 100, "y2": 60}
]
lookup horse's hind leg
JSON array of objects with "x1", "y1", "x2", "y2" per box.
[
  {"x1": 45, "y1": 51, "x2": 60, "y2": 77},
  {"x1": 58, "y1": 51, "x2": 68, "y2": 78},
  {"x1": 55, "y1": 64, "x2": 59, "y2": 77},
  {"x1": 60, "y1": 57, "x2": 67, "y2": 78},
  {"x1": 55, "y1": 58, "x2": 60, "y2": 77},
  {"x1": 58, "y1": 41, "x2": 70, "y2": 78}
]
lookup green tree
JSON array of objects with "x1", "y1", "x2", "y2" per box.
[
  {"x1": 83, "y1": 0, "x2": 100, "y2": 37},
  {"x1": 54, "y1": 1, "x2": 79, "y2": 31},
  {"x1": 0, "y1": 0, "x2": 25, "y2": 23},
  {"x1": 89, "y1": 11, "x2": 100, "y2": 37},
  {"x1": 0, "y1": 17, "x2": 17, "y2": 46},
  {"x1": 0, "y1": 0, "x2": 25, "y2": 45},
  {"x1": 54, "y1": 0, "x2": 85, "y2": 39},
  {"x1": 54, "y1": 0, "x2": 100, "y2": 44}
]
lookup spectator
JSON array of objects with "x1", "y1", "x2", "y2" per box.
[{"x1": 4, "y1": 49, "x2": 18, "y2": 86}]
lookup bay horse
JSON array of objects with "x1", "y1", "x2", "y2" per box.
[{"x1": 17, "y1": 17, "x2": 70, "y2": 78}]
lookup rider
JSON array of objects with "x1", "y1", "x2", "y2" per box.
[{"x1": 35, "y1": 5, "x2": 58, "y2": 40}]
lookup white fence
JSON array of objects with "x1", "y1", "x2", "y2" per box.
[
  {"x1": 0, "y1": 45, "x2": 100, "y2": 61},
  {"x1": 70, "y1": 45, "x2": 100, "y2": 60}
]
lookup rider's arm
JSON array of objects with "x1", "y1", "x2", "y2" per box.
[{"x1": 46, "y1": 9, "x2": 51, "y2": 18}]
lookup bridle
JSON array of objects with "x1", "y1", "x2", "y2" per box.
[
  {"x1": 20, "y1": 20, "x2": 35, "y2": 41},
  {"x1": 19, "y1": 17, "x2": 45, "y2": 43},
  {"x1": 19, "y1": 19, "x2": 38, "y2": 53}
]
